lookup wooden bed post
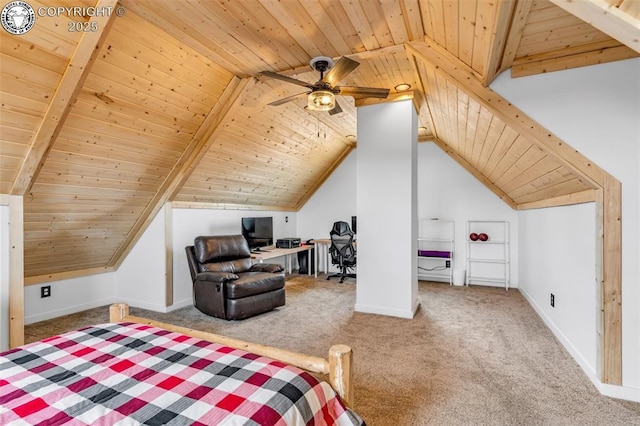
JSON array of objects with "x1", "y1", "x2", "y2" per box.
[
  {"x1": 109, "y1": 303, "x2": 129, "y2": 322},
  {"x1": 329, "y1": 344, "x2": 354, "y2": 408}
]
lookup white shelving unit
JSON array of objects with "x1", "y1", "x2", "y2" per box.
[
  {"x1": 465, "y1": 220, "x2": 510, "y2": 289},
  {"x1": 417, "y1": 218, "x2": 454, "y2": 284}
]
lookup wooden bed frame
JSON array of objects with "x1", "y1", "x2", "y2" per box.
[{"x1": 109, "y1": 303, "x2": 354, "y2": 407}]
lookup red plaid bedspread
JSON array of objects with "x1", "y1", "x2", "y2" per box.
[{"x1": 0, "y1": 323, "x2": 364, "y2": 425}]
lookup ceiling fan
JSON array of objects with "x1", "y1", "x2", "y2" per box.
[{"x1": 259, "y1": 56, "x2": 390, "y2": 115}]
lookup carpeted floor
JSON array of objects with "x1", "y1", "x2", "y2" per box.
[{"x1": 25, "y1": 277, "x2": 640, "y2": 425}]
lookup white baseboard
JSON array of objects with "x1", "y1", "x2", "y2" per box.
[
  {"x1": 598, "y1": 382, "x2": 640, "y2": 402},
  {"x1": 355, "y1": 300, "x2": 419, "y2": 319},
  {"x1": 167, "y1": 298, "x2": 193, "y2": 311},
  {"x1": 24, "y1": 295, "x2": 193, "y2": 325},
  {"x1": 519, "y1": 287, "x2": 640, "y2": 403}
]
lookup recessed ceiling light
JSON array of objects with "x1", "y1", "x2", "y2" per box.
[{"x1": 394, "y1": 83, "x2": 411, "y2": 92}]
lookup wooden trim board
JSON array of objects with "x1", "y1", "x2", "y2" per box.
[{"x1": 9, "y1": 196, "x2": 24, "y2": 348}]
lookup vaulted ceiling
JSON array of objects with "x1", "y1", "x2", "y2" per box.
[{"x1": 1, "y1": 0, "x2": 638, "y2": 282}]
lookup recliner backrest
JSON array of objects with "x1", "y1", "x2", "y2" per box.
[
  {"x1": 194, "y1": 235, "x2": 251, "y2": 263},
  {"x1": 192, "y1": 235, "x2": 253, "y2": 274}
]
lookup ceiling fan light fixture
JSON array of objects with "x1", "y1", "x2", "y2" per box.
[
  {"x1": 308, "y1": 90, "x2": 335, "y2": 111},
  {"x1": 395, "y1": 83, "x2": 411, "y2": 92}
]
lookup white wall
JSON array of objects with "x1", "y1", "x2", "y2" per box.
[
  {"x1": 24, "y1": 273, "x2": 115, "y2": 324},
  {"x1": 518, "y1": 204, "x2": 597, "y2": 378},
  {"x1": 297, "y1": 152, "x2": 357, "y2": 241},
  {"x1": 491, "y1": 58, "x2": 640, "y2": 393},
  {"x1": 0, "y1": 204, "x2": 9, "y2": 350},
  {"x1": 115, "y1": 205, "x2": 168, "y2": 311}
]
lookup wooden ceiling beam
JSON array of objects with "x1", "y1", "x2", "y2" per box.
[
  {"x1": 10, "y1": 0, "x2": 119, "y2": 196},
  {"x1": 109, "y1": 76, "x2": 255, "y2": 269},
  {"x1": 24, "y1": 266, "x2": 115, "y2": 286},
  {"x1": 515, "y1": 188, "x2": 596, "y2": 210},
  {"x1": 406, "y1": 38, "x2": 605, "y2": 189},
  {"x1": 498, "y1": 0, "x2": 534, "y2": 77},
  {"x1": 406, "y1": 51, "x2": 440, "y2": 142},
  {"x1": 549, "y1": 0, "x2": 640, "y2": 54},
  {"x1": 484, "y1": 0, "x2": 518, "y2": 85},
  {"x1": 511, "y1": 44, "x2": 638, "y2": 78},
  {"x1": 171, "y1": 201, "x2": 294, "y2": 211}
]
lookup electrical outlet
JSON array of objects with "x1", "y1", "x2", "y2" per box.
[
  {"x1": 41, "y1": 286, "x2": 51, "y2": 298},
  {"x1": 445, "y1": 260, "x2": 451, "y2": 268},
  {"x1": 550, "y1": 293, "x2": 555, "y2": 307}
]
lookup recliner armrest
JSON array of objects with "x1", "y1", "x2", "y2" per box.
[
  {"x1": 196, "y1": 271, "x2": 239, "y2": 283},
  {"x1": 249, "y1": 263, "x2": 284, "y2": 273}
]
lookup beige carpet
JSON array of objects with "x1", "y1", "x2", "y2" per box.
[{"x1": 25, "y1": 277, "x2": 640, "y2": 425}]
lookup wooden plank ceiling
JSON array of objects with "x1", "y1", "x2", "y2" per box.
[{"x1": 0, "y1": 0, "x2": 638, "y2": 281}]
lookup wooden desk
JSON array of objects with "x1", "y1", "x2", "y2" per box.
[{"x1": 251, "y1": 245, "x2": 314, "y2": 275}]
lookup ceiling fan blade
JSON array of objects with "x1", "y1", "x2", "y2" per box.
[
  {"x1": 323, "y1": 57, "x2": 359, "y2": 86},
  {"x1": 259, "y1": 71, "x2": 314, "y2": 89},
  {"x1": 267, "y1": 91, "x2": 309, "y2": 106},
  {"x1": 328, "y1": 99, "x2": 343, "y2": 115},
  {"x1": 337, "y1": 86, "x2": 390, "y2": 99}
]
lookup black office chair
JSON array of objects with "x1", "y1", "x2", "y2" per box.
[{"x1": 327, "y1": 221, "x2": 356, "y2": 283}]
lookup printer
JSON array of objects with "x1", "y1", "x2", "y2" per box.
[{"x1": 276, "y1": 238, "x2": 301, "y2": 248}]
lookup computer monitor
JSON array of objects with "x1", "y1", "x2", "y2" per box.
[{"x1": 241, "y1": 217, "x2": 273, "y2": 249}]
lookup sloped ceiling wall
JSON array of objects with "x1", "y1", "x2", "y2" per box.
[{"x1": 0, "y1": 0, "x2": 637, "y2": 282}]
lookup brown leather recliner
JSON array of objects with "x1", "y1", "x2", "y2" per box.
[{"x1": 185, "y1": 235, "x2": 285, "y2": 320}]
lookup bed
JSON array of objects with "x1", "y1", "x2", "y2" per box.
[{"x1": 0, "y1": 304, "x2": 364, "y2": 425}]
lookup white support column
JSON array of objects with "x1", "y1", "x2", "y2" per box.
[{"x1": 355, "y1": 100, "x2": 419, "y2": 318}]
